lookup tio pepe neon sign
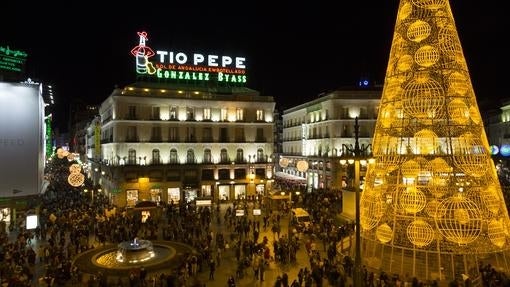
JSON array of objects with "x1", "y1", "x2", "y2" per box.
[{"x1": 131, "y1": 31, "x2": 247, "y2": 84}]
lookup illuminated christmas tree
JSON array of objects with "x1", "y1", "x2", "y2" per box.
[{"x1": 360, "y1": 0, "x2": 510, "y2": 281}]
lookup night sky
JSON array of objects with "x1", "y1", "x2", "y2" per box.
[{"x1": 1, "y1": 1, "x2": 506, "y2": 131}]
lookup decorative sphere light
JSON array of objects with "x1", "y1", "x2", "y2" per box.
[
  {"x1": 500, "y1": 145, "x2": 510, "y2": 157},
  {"x1": 490, "y1": 145, "x2": 499, "y2": 155},
  {"x1": 296, "y1": 160, "x2": 309, "y2": 172}
]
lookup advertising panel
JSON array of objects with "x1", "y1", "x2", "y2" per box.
[{"x1": 0, "y1": 82, "x2": 44, "y2": 197}]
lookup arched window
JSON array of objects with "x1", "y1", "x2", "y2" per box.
[
  {"x1": 236, "y1": 148, "x2": 244, "y2": 163},
  {"x1": 170, "y1": 149, "x2": 178, "y2": 164},
  {"x1": 203, "y1": 149, "x2": 212, "y2": 164},
  {"x1": 152, "y1": 149, "x2": 160, "y2": 164},
  {"x1": 186, "y1": 149, "x2": 195, "y2": 164},
  {"x1": 257, "y1": 148, "x2": 264, "y2": 162},
  {"x1": 220, "y1": 149, "x2": 228, "y2": 163},
  {"x1": 128, "y1": 149, "x2": 136, "y2": 165}
]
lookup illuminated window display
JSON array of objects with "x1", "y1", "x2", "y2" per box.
[
  {"x1": 167, "y1": 188, "x2": 180, "y2": 204},
  {"x1": 360, "y1": 0, "x2": 510, "y2": 282},
  {"x1": 126, "y1": 190, "x2": 138, "y2": 207}
]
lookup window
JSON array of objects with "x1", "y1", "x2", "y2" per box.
[
  {"x1": 235, "y1": 128, "x2": 245, "y2": 142},
  {"x1": 128, "y1": 149, "x2": 137, "y2": 164},
  {"x1": 220, "y1": 148, "x2": 228, "y2": 163},
  {"x1": 187, "y1": 127, "x2": 196, "y2": 142},
  {"x1": 152, "y1": 106, "x2": 160, "y2": 120},
  {"x1": 169, "y1": 127, "x2": 179, "y2": 142},
  {"x1": 152, "y1": 149, "x2": 160, "y2": 164},
  {"x1": 151, "y1": 126, "x2": 162, "y2": 141},
  {"x1": 203, "y1": 108, "x2": 211, "y2": 120},
  {"x1": 256, "y1": 109, "x2": 264, "y2": 121},
  {"x1": 169, "y1": 149, "x2": 178, "y2": 164},
  {"x1": 186, "y1": 107, "x2": 194, "y2": 120},
  {"x1": 202, "y1": 127, "x2": 213, "y2": 142},
  {"x1": 127, "y1": 126, "x2": 137, "y2": 141},
  {"x1": 186, "y1": 149, "x2": 195, "y2": 164},
  {"x1": 257, "y1": 148, "x2": 264, "y2": 162},
  {"x1": 203, "y1": 149, "x2": 212, "y2": 164},
  {"x1": 236, "y1": 108, "x2": 244, "y2": 121},
  {"x1": 220, "y1": 128, "x2": 228, "y2": 142},
  {"x1": 170, "y1": 106, "x2": 177, "y2": 120},
  {"x1": 218, "y1": 169, "x2": 229, "y2": 180},
  {"x1": 236, "y1": 148, "x2": 244, "y2": 163},
  {"x1": 221, "y1": 108, "x2": 228, "y2": 121},
  {"x1": 128, "y1": 106, "x2": 136, "y2": 119},
  {"x1": 256, "y1": 128, "x2": 264, "y2": 142}
]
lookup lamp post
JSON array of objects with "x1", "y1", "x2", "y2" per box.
[{"x1": 339, "y1": 117, "x2": 372, "y2": 287}]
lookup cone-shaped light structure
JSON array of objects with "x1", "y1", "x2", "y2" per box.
[{"x1": 361, "y1": 0, "x2": 510, "y2": 281}]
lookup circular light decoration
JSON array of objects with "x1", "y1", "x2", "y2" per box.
[
  {"x1": 490, "y1": 145, "x2": 500, "y2": 155},
  {"x1": 360, "y1": 193, "x2": 384, "y2": 231},
  {"x1": 397, "y1": 55, "x2": 414, "y2": 72},
  {"x1": 435, "y1": 194, "x2": 482, "y2": 245},
  {"x1": 398, "y1": 2, "x2": 413, "y2": 20},
  {"x1": 68, "y1": 173, "x2": 85, "y2": 187},
  {"x1": 296, "y1": 160, "x2": 309, "y2": 172},
  {"x1": 400, "y1": 186, "x2": 427, "y2": 214},
  {"x1": 488, "y1": 219, "x2": 507, "y2": 248},
  {"x1": 414, "y1": 45, "x2": 440, "y2": 67},
  {"x1": 500, "y1": 145, "x2": 510, "y2": 157},
  {"x1": 448, "y1": 99, "x2": 470, "y2": 125},
  {"x1": 448, "y1": 72, "x2": 469, "y2": 95},
  {"x1": 56, "y1": 148, "x2": 65, "y2": 159},
  {"x1": 452, "y1": 133, "x2": 489, "y2": 177},
  {"x1": 407, "y1": 20, "x2": 431, "y2": 43},
  {"x1": 407, "y1": 220, "x2": 435, "y2": 247},
  {"x1": 67, "y1": 153, "x2": 75, "y2": 161},
  {"x1": 402, "y1": 75, "x2": 445, "y2": 119},
  {"x1": 376, "y1": 223, "x2": 393, "y2": 243},
  {"x1": 69, "y1": 164, "x2": 82, "y2": 174},
  {"x1": 482, "y1": 185, "x2": 501, "y2": 215},
  {"x1": 279, "y1": 158, "x2": 289, "y2": 168}
]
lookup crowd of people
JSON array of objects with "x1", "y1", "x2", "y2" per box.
[{"x1": 2, "y1": 179, "x2": 510, "y2": 287}]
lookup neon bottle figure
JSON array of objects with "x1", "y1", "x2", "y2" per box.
[{"x1": 131, "y1": 31, "x2": 155, "y2": 74}]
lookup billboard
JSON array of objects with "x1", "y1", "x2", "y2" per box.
[{"x1": 0, "y1": 82, "x2": 44, "y2": 197}]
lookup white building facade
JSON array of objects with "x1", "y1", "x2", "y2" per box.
[
  {"x1": 92, "y1": 82, "x2": 276, "y2": 207},
  {"x1": 280, "y1": 87, "x2": 381, "y2": 191}
]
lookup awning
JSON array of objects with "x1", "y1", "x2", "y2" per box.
[{"x1": 275, "y1": 172, "x2": 306, "y2": 182}]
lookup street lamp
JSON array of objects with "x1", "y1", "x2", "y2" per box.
[{"x1": 339, "y1": 117, "x2": 373, "y2": 287}]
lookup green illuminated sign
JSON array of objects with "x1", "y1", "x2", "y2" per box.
[
  {"x1": 45, "y1": 117, "x2": 53, "y2": 159},
  {"x1": 0, "y1": 46, "x2": 27, "y2": 73}
]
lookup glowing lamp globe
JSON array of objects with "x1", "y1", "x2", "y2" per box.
[
  {"x1": 376, "y1": 224, "x2": 393, "y2": 243},
  {"x1": 500, "y1": 145, "x2": 510, "y2": 157},
  {"x1": 69, "y1": 164, "x2": 82, "y2": 174},
  {"x1": 68, "y1": 173, "x2": 85, "y2": 187},
  {"x1": 407, "y1": 220, "x2": 435, "y2": 247},
  {"x1": 296, "y1": 160, "x2": 309, "y2": 172},
  {"x1": 435, "y1": 195, "x2": 482, "y2": 245},
  {"x1": 279, "y1": 158, "x2": 289, "y2": 168},
  {"x1": 56, "y1": 148, "x2": 65, "y2": 159},
  {"x1": 488, "y1": 219, "x2": 507, "y2": 248}
]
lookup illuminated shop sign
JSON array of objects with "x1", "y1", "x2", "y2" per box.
[
  {"x1": 131, "y1": 31, "x2": 247, "y2": 84},
  {"x1": 0, "y1": 46, "x2": 27, "y2": 73}
]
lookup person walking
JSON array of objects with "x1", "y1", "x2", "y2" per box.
[
  {"x1": 208, "y1": 258, "x2": 216, "y2": 280},
  {"x1": 227, "y1": 275, "x2": 236, "y2": 287}
]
